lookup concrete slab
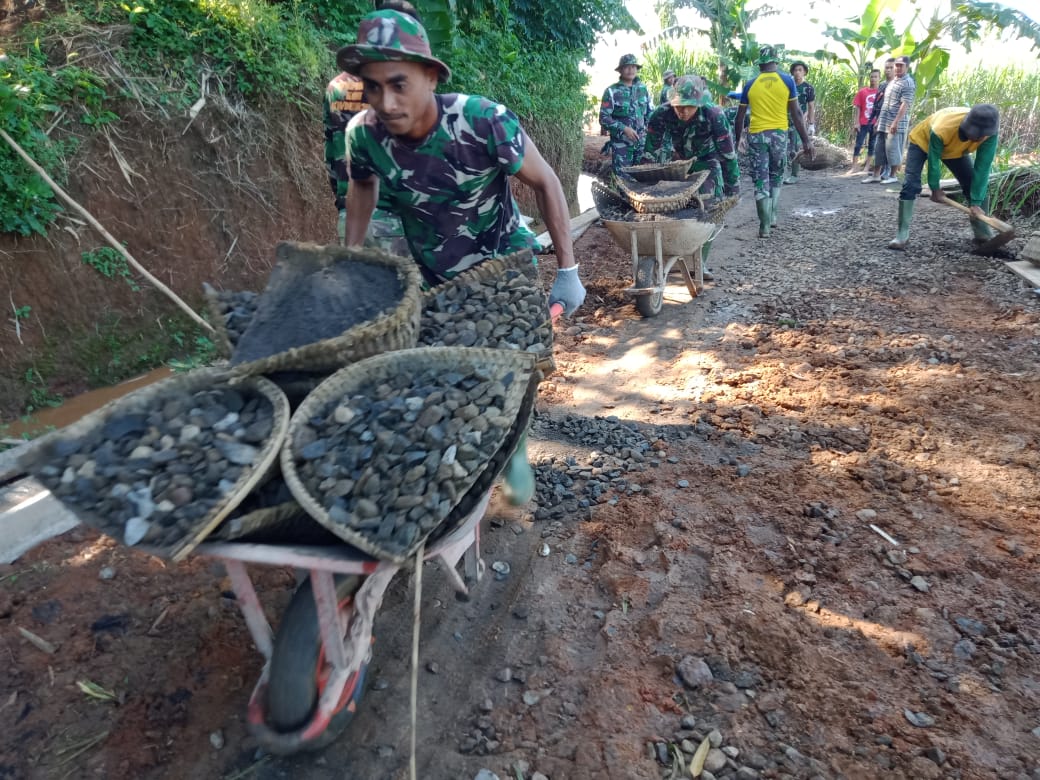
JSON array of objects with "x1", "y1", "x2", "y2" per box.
[{"x1": 0, "y1": 477, "x2": 80, "y2": 564}]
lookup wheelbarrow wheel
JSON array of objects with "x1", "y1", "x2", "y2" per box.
[
  {"x1": 266, "y1": 574, "x2": 370, "y2": 747},
  {"x1": 635, "y1": 256, "x2": 663, "y2": 317}
]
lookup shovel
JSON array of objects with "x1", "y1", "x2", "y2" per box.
[{"x1": 937, "y1": 193, "x2": 1016, "y2": 254}]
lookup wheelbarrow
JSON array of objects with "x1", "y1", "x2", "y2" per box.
[
  {"x1": 602, "y1": 217, "x2": 719, "y2": 317},
  {"x1": 195, "y1": 488, "x2": 492, "y2": 755}
]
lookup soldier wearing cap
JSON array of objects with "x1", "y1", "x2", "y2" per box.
[
  {"x1": 642, "y1": 75, "x2": 740, "y2": 201},
  {"x1": 323, "y1": 71, "x2": 367, "y2": 244},
  {"x1": 734, "y1": 45, "x2": 814, "y2": 237},
  {"x1": 784, "y1": 60, "x2": 816, "y2": 184},
  {"x1": 889, "y1": 104, "x2": 1000, "y2": 251},
  {"x1": 599, "y1": 54, "x2": 653, "y2": 174},
  {"x1": 658, "y1": 69, "x2": 677, "y2": 107},
  {"x1": 640, "y1": 75, "x2": 740, "y2": 280}
]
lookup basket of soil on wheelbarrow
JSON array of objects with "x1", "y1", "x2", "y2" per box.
[
  {"x1": 620, "y1": 157, "x2": 696, "y2": 182},
  {"x1": 19, "y1": 366, "x2": 291, "y2": 561},
  {"x1": 602, "y1": 215, "x2": 718, "y2": 317},
  {"x1": 281, "y1": 346, "x2": 539, "y2": 564},
  {"x1": 223, "y1": 241, "x2": 423, "y2": 377}
]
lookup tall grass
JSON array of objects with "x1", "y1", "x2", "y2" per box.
[{"x1": 639, "y1": 42, "x2": 723, "y2": 103}]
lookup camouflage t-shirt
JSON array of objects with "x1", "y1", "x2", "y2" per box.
[{"x1": 346, "y1": 93, "x2": 538, "y2": 284}]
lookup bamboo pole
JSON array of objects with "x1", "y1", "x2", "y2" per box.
[{"x1": 0, "y1": 128, "x2": 215, "y2": 333}]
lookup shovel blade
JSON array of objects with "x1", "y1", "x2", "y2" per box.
[{"x1": 972, "y1": 229, "x2": 1016, "y2": 255}]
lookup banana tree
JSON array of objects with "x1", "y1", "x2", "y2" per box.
[
  {"x1": 809, "y1": 0, "x2": 906, "y2": 87},
  {"x1": 648, "y1": 0, "x2": 777, "y2": 88}
]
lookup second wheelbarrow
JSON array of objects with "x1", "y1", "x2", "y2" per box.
[{"x1": 602, "y1": 217, "x2": 719, "y2": 317}]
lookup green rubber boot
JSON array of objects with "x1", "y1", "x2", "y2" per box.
[
  {"x1": 784, "y1": 160, "x2": 800, "y2": 184},
  {"x1": 888, "y1": 198, "x2": 915, "y2": 250},
  {"x1": 770, "y1": 186, "x2": 782, "y2": 228},
  {"x1": 700, "y1": 239, "x2": 714, "y2": 281},
  {"x1": 502, "y1": 431, "x2": 534, "y2": 505},
  {"x1": 336, "y1": 209, "x2": 347, "y2": 246},
  {"x1": 756, "y1": 198, "x2": 772, "y2": 238}
]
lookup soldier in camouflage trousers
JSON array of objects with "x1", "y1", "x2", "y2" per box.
[
  {"x1": 323, "y1": 71, "x2": 366, "y2": 243},
  {"x1": 641, "y1": 75, "x2": 740, "y2": 199},
  {"x1": 599, "y1": 54, "x2": 653, "y2": 174}
]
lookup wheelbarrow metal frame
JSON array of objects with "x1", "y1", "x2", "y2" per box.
[{"x1": 196, "y1": 489, "x2": 491, "y2": 754}]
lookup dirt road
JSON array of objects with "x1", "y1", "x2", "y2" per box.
[{"x1": 2, "y1": 169, "x2": 1039, "y2": 780}]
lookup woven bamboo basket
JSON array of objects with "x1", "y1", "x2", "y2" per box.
[
  {"x1": 212, "y1": 497, "x2": 341, "y2": 544},
  {"x1": 419, "y1": 249, "x2": 554, "y2": 375},
  {"x1": 202, "y1": 283, "x2": 235, "y2": 359},
  {"x1": 229, "y1": 242, "x2": 422, "y2": 377},
  {"x1": 620, "y1": 157, "x2": 695, "y2": 182},
  {"x1": 19, "y1": 367, "x2": 290, "y2": 562},
  {"x1": 280, "y1": 347, "x2": 538, "y2": 563},
  {"x1": 617, "y1": 172, "x2": 708, "y2": 214},
  {"x1": 590, "y1": 178, "x2": 631, "y2": 214},
  {"x1": 795, "y1": 139, "x2": 849, "y2": 170}
]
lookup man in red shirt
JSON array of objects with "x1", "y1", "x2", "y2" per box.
[{"x1": 852, "y1": 69, "x2": 880, "y2": 171}]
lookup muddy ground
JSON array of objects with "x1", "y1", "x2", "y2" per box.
[{"x1": 2, "y1": 165, "x2": 1040, "y2": 780}]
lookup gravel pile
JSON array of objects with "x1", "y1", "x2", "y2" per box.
[
  {"x1": 419, "y1": 266, "x2": 552, "y2": 358},
  {"x1": 208, "y1": 289, "x2": 259, "y2": 349}
]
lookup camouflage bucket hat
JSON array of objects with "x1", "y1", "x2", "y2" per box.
[
  {"x1": 337, "y1": 10, "x2": 451, "y2": 83},
  {"x1": 758, "y1": 45, "x2": 779, "y2": 65},
  {"x1": 616, "y1": 53, "x2": 642, "y2": 71},
  {"x1": 662, "y1": 69, "x2": 676, "y2": 80},
  {"x1": 668, "y1": 75, "x2": 711, "y2": 108}
]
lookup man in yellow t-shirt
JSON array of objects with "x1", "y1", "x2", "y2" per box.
[
  {"x1": 889, "y1": 104, "x2": 999, "y2": 251},
  {"x1": 734, "y1": 46, "x2": 813, "y2": 237}
]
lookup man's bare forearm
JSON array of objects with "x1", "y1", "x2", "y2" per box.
[{"x1": 345, "y1": 178, "x2": 377, "y2": 247}]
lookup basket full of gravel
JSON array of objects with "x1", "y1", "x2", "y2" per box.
[
  {"x1": 227, "y1": 241, "x2": 422, "y2": 376},
  {"x1": 281, "y1": 347, "x2": 538, "y2": 563},
  {"x1": 19, "y1": 367, "x2": 290, "y2": 562},
  {"x1": 418, "y1": 249, "x2": 554, "y2": 374},
  {"x1": 616, "y1": 172, "x2": 709, "y2": 214}
]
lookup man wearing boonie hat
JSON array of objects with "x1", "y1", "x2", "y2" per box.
[
  {"x1": 784, "y1": 60, "x2": 816, "y2": 184},
  {"x1": 339, "y1": 9, "x2": 583, "y2": 305},
  {"x1": 640, "y1": 75, "x2": 740, "y2": 280},
  {"x1": 339, "y1": 7, "x2": 585, "y2": 505},
  {"x1": 599, "y1": 54, "x2": 653, "y2": 173},
  {"x1": 734, "y1": 46, "x2": 814, "y2": 238},
  {"x1": 888, "y1": 104, "x2": 1000, "y2": 251}
]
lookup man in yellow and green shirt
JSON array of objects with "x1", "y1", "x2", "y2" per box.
[
  {"x1": 733, "y1": 46, "x2": 813, "y2": 237},
  {"x1": 889, "y1": 104, "x2": 999, "y2": 250}
]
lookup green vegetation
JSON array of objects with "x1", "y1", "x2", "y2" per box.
[
  {"x1": 81, "y1": 247, "x2": 140, "y2": 291},
  {"x1": 72, "y1": 313, "x2": 216, "y2": 389}
]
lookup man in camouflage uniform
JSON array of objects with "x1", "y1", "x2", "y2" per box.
[
  {"x1": 599, "y1": 54, "x2": 653, "y2": 174},
  {"x1": 734, "y1": 46, "x2": 813, "y2": 237},
  {"x1": 323, "y1": 71, "x2": 367, "y2": 244},
  {"x1": 641, "y1": 75, "x2": 740, "y2": 200},
  {"x1": 658, "y1": 69, "x2": 677, "y2": 107},
  {"x1": 784, "y1": 60, "x2": 816, "y2": 184},
  {"x1": 339, "y1": 8, "x2": 586, "y2": 503},
  {"x1": 640, "y1": 75, "x2": 740, "y2": 281}
]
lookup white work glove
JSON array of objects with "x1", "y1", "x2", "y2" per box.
[
  {"x1": 808, "y1": 123, "x2": 816, "y2": 136},
  {"x1": 549, "y1": 265, "x2": 586, "y2": 317}
]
